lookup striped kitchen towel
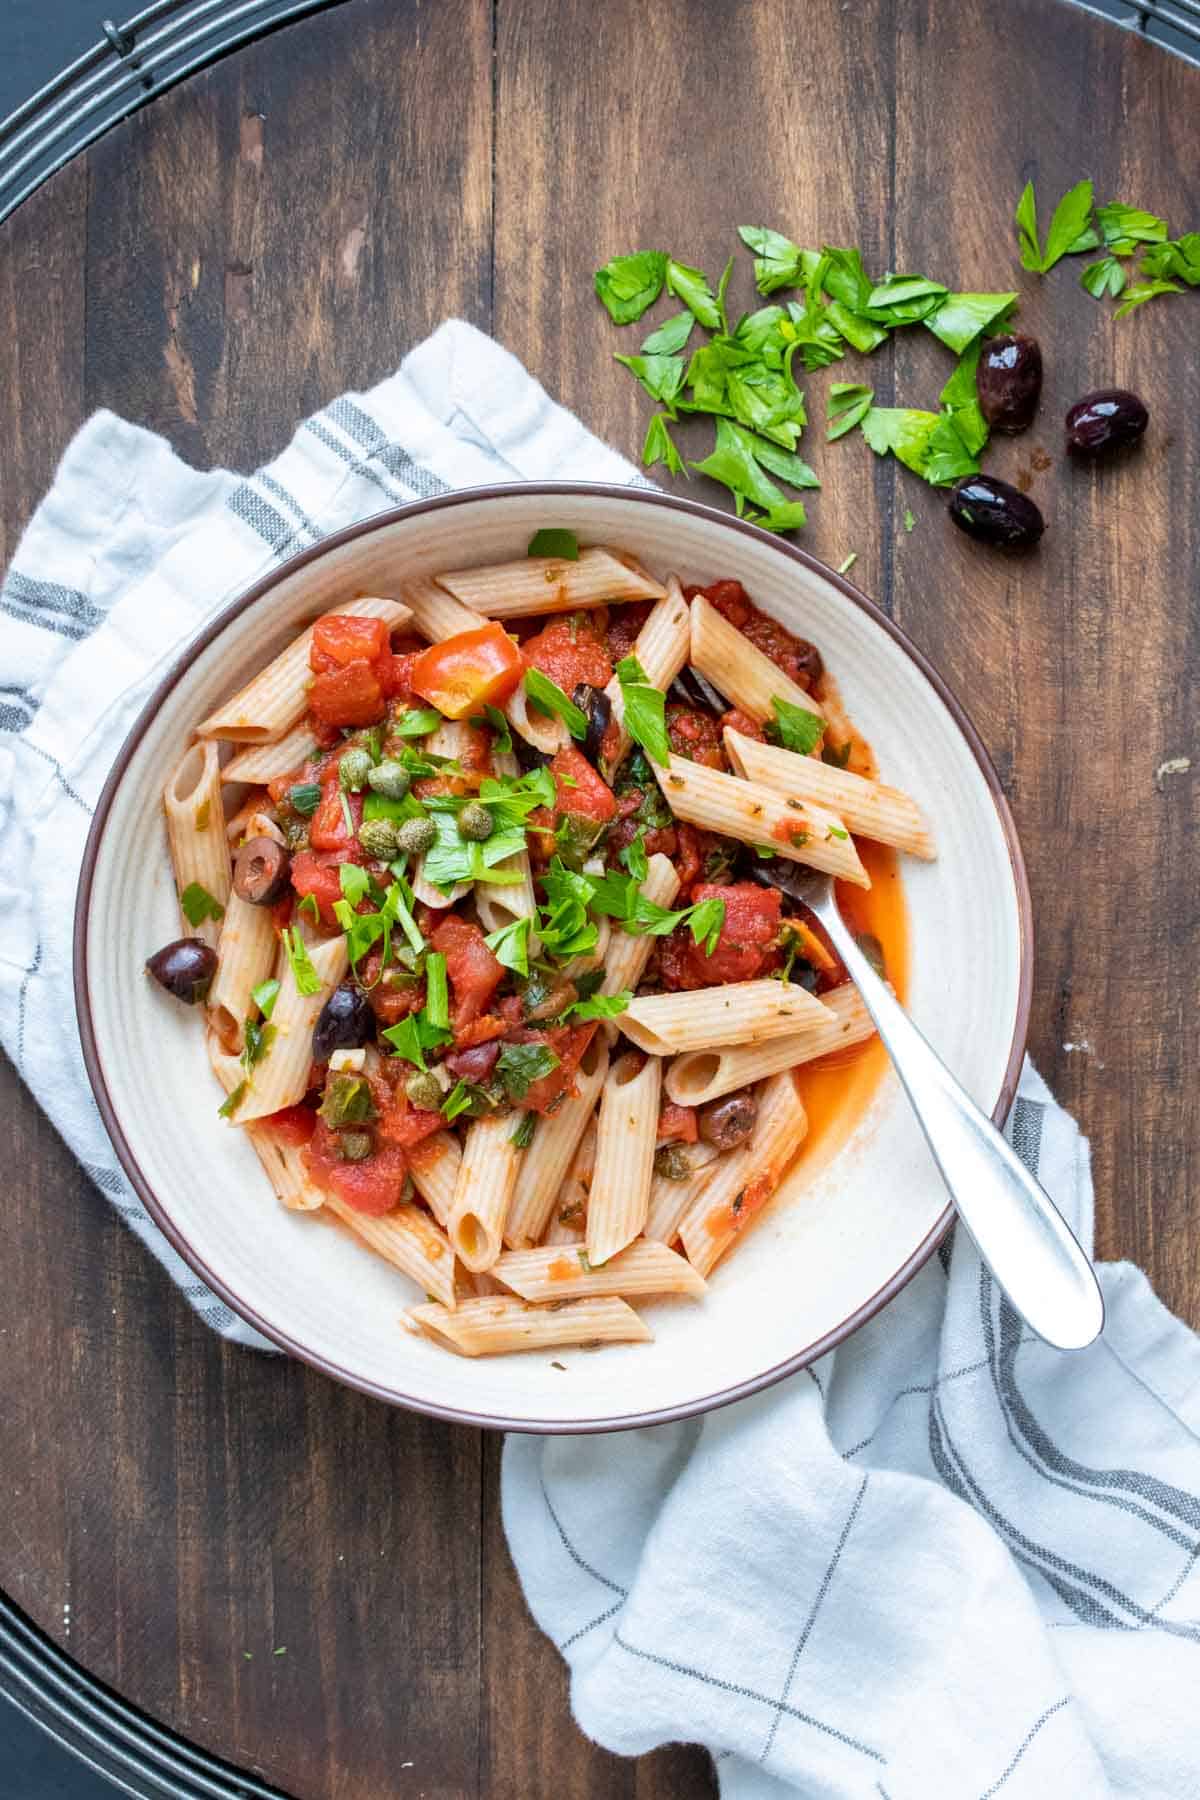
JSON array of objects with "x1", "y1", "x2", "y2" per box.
[{"x1": 4, "y1": 318, "x2": 1199, "y2": 1797}]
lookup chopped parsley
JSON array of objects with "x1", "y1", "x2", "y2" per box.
[
  {"x1": 282, "y1": 927, "x2": 321, "y2": 996},
  {"x1": 424, "y1": 950, "x2": 450, "y2": 1027},
  {"x1": 381, "y1": 1011, "x2": 453, "y2": 1072},
  {"x1": 766, "y1": 696, "x2": 826, "y2": 756},
  {"x1": 467, "y1": 702, "x2": 513, "y2": 752},
  {"x1": 250, "y1": 977, "x2": 280, "y2": 1019},
  {"x1": 594, "y1": 251, "x2": 668, "y2": 324},
  {"x1": 615, "y1": 654, "x2": 670, "y2": 767},
  {"x1": 510, "y1": 1112, "x2": 538, "y2": 1149},
  {"x1": 393, "y1": 707, "x2": 443, "y2": 738},
  {"x1": 218, "y1": 1080, "x2": 247, "y2": 1119},
  {"x1": 523, "y1": 667, "x2": 588, "y2": 740},
  {"x1": 180, "y1": 881, "x2": 224, "y2": 928},
  {"x1": 288, "y1": 781, "x2": 321, "y2": 816},
  {"x1": 484, "y1": 916, "x2": 532, "y2": 978},
  {"x1": 527, "y1": 527, "x2": 581, "y2": 560},
  {"x1": 496, "y1": 1042, "x2": 560, "y2": 1102}
]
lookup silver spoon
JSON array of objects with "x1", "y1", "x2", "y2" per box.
[{"x1": 768, "y1": 870, "x2": 1104, "y2": 1350}]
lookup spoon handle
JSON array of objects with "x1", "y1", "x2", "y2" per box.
[{"x1": 812, "y1": 902, "x2": 1104, "y2": 1350}]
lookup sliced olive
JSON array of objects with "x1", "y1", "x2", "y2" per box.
[
  {"x1": 669, "y1": 665, "x2": 730, "y2": 716},
  {"x1": 948, "y1": 476, "x2": 1045, "y2": 550},
  {"x1": 573, "y1": 682, "x2": 614, "y2": 765},
  {"x1": 699, "y1": 1091, "x2": 759, "y2": 1151},
  {"x1": 233, "y1": 835, "x2": 291, "y2": 906},
  {"x1": 976, "y1": 335, "x2": 1043, "y2": 434},
  {"x1": 312, "y1": 984, "x2": 377, "y2": 1063},
  {"x1": 146, "y1": 937, "x2": 217, "y2": 1005},
  {"x1": 1065, "y1": 388, "x2": 1148, "y2": 456}
]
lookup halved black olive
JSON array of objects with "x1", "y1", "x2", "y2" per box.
[
  {"x1": 669, "y1": 665, "x2": 729, "y2": 715},
  {"x1": 233, "y1": 835, "x2": 291, "y2": 906},
  {"x1": 699, "y1": 1091, "x2": 759, "y2": 1151},
  {"x1": 311, "y1": 984, "x2": 377, "y2": 1063},
  {"x1": 146, "y1": 938, "x2": 217, "y2": 1005},
  {"x1": 572, "y1": 682, "x2": 614, "y2": 765}
]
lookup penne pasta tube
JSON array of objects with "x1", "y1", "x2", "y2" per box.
[
  {"x1": 164, "y1": 741, "x2": 233, "y2": 948},
  {"x1": 404, "y1": 1294, "x2": 651, "y2": 1356},
  {"x1": 475, "y1": 750, "x2": 540, "y2": 948},
  {"x1": 395, "y1": 575, "x2": 481, "y2": 642},
  {"x1": 447, "y1": 1110, "x2": 524, "y2": 1271},
  {"x1": 679, "y1": 1073, "x2": 808, "y2": 1277},
  {"x1": 408, "y1": 1132, "x2": 462, "y2": 1230},
  {"x1": 233, "y1": 935, "x2": 349, "y2": 1123},
  {"x1": 725, "y1": 731, "x2": 935, "y2": 861},
  {"x1": 220, "y1": 720, "x2": 319, "y2": 786},
  {"x1": 653, "y1": 754, "x2": 869, "y2": 887},
  {"x1": 504, "y1": 678, "x2": 569, "y2": 756},
  {"x1": 207, "y1": 1034, "x2": 325, "y2": 1213},
  {"x1": 665, "y1": 983, "x2": 877, "y2": 1106},
  {"x1": 689, "y1": 593, "x2": 824, "y2": 722},
  {"x1": 196, "y1": 596, "x2": 410, "y2": 743},
  {"x1": 587, "y1": 1052, "x2": 661, "y2": 1267},
  {"x1": 493, "y1": 1238, "x2": 706, "y2": 1302},
  {"x1": 207, "y1": 892, "x2": 280, "y2": 1050},
  {"x1": 435, "y1": 547, "x2": 666, "y2": 618},
  {"x1": 223, "y1": 788, "x2": 271, "y2": 845},
  {"x1": 644, "y1": 1142, "x2": 721, "y2": 1245},
  {"x1": 599, "y1": 854, "x2": 681, "y2": 997},
  {"x1": 601, "y1": 575, "x2": 691, "y2": 775},
  {"x1": 543, "y1": 1119, "x2": 596, "y2": 1244},
  {"x1": 410, "y1": 717, "x2": 474, "y2": 906},
  {"x1": 504, "y1": 1034, "x2": 610, "y2": 1248},
  {"x1": 622, "y1": 978, "x2": 832, "y2": 1056},
  {"x1": 323, "y1": 1198, "x2": 457, "y2": 1309}
]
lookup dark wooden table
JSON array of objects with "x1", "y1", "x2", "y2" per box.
[{"x1": 2, "y1": 1, "x2": 1198, "y2": 1794}]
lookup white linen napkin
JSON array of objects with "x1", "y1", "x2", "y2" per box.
[{"x1": 4, "y1": 320, "x2": 1199, "y2": 1796}]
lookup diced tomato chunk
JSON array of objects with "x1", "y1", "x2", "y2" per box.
[
  {"x1": 550, "y1": 746, "x2": 616, "y2": 824},
  {"x1": 605, "y1": 600, "x2": 654, "y2": 663},
  {"x1": 719, "y1": 707, "x2": 766, "y2": 743},
  {"x1": 262, "y1": 1103, "x2": 317, "y2": 1146},
  {"x1": 659, "y1": 881, "x2": 782, "y2": 989},
  {"x1": 657, "y1": 1100, "x2": 698, "y2": 1144},
  {"x1": 411, "y1": 623, "x2": 523, "y2": 719},
  {"x1": 305, "y1": 1119, "x2": 407, "y2": 1215},
  {"x1": 309, "y1": 780, "x2": 362, "y2": 851},
  {"x1": 431, "y1": 915, "x2": 505, "y2": 1032},
  {"x1": 378, "y1": 1092, "x2": 446, "y2": 1153},
  {"x1": 290, "y1": 847, "x2": 354, "y2": 926},
  {"x1": 453, "y1": 1013, "x2": 506, "y2": 1050},
  {"x1": 308, "y1": 660, "x2": 385, "y2": 728},
  {"x1": 521, "y1": 616, "x2": 612, "y2": 697},
  {"x1": 310, "y1": 615, "x2": 390, "y2": 671},
  {"x1": 666, "y1": 703, "x2": 726, "y2": 770},
  {"x1": 508, "y1": 1023, "x2": 597, "y2": 1115},
  {"x1": 378, "y1": 652, "x2": 418, "y2": 700}
]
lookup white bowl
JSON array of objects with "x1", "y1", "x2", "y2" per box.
[{"x1": 75, "y1": 485, "x2": 1030, "y2": 1431}]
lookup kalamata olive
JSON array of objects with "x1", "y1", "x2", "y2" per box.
[
  {"x1": 1065, "y1": 388, "x2": 1148, "y2": 456},
  {"x1": 948, "y1": 475, "x2": 1045, "y2": 550},
  {"x1": 572, "y1": 682, "x2": 614, "y2": 765},
  {"x1": 233, "y1": 835, "x2": 291, "y2": 905},
  {"x1": 976, "y1": 334, "x2": 1042, "y2": 434},
  {"x1": 312, "y1": 983, "x2": 376, "y2": 1062},
  {"x1": 792, "y1": 641, "x2": 824, "y2": 689},
  {"x1": 445, "y1": 1041, "x2": 502, "y2": 1082},
  {"x1": 146, "y1": 937, "x2": 217, "y2": 1005},
  {"x1": 699, "y1": 1091, "x2": 759, "y2": 1151},
  {"x1": 668, "y1": 665, "x2": 729, "y2": 716}
]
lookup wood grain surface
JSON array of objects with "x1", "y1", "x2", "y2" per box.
[{"x1": 1, "y1": 1, "x2": 1197, "y2": 1794}]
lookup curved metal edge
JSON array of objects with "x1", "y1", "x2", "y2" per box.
[
  {"x1": 0, "y1": 1590, "x2": 288, "y2": 1799},
  {"x1": 73, "y1": 480, "x2": 1035, "y2": 1436}
]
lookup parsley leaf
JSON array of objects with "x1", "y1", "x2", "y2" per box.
[
  {"x1": 749, "y1": 439, "x2": 820, "y2": 489},
  {"x1": 737, "y1": 225, "x2": 807, "y2": 295},
  {"x1": 620, "y1": 829, "x2": 649, "y2": 882},
  {"x1": 1015, "y1": 180, "x2": 1041, "y2": 270},
  {"x1": 938, "y1": 339, "x2": 990, "y2": 456},
  {"x1": 563, "y1": 989, "x2": 631, "y2": 1022},
  {"x1": 1017, "y1": 178, "x2": 1096, "y2": 273},
  {"x1": 924, "y1": 291, "x2": 1017, "y2": 354},
  {"x1": 766, "y1": 696, "x2": 826, "y2": 755},
  {"x1": 424, "y1": 950, "x2": 449, "y2": 1028},
  {"x1": 218, "y1": 1080, "x2": 248, "y2": 1119},
  {"x1": 381, "y1": 1011, "x2": 453, "y2": 1072},
  {"x1": 690, "y1": 417, "x2": 791, "y2": 518},
  {"x1": 339, "y1": 862, "x2": 372, "y2": 907},
  {"x1": 1114, "y1": 277, "x2": 1183, "y2": 318},
  {"x1": 615, "y1": 654, "x2": 670, "y2": 767},
  {"x1": 826, "y1": 383, "x2": 874, "y2": 441},
  {"x1": 594, "y1": 251, "x2": 668, "y2": 324},
  {"x1": 614, "y1": 353, "x2": 686, "y2": 409},
  {"x1": 510, "y1": 1112, "x2": 538, "y2": 1149},
  {"x1": 251, "y1": 977, "x2": 280, "y2": 1019},
  {"x1": 180, "y1": 881, "x2": 224, "y2": 928},
  {"x1": 666, "y1": 258, "x2": 722, "y2": 329},
  {"x1": 496, "y1": 1042, "x2": 560, "y2": 1102},
  {"x1": 421, "y1": 810, "x2": 528, "y2": 892},
  {"x1": 297, "y1": 893, "x2": 320, "y2": 924},
  {"x1": 688, "y1": 897, "x2": 725, "y2": 956},
  {"x1": 1141, "y1": 233, "x2": 1200, "y2": 286},
  {"x1": 524, "y1": 667, "x2": 588, "y2": 739},
  {"x1": 1096, "y1": 202, "x2": 1167, "y2": 253},
  {"x1": 1081, "y1": 255, "x2": 1126, "y2": 300},
  {"x1": 641, "y1": 311, "x2": 695, "y2": 355},
  {"x1": 282, "y1": 927, "x2": 321, "y2": 997},
  {"x1": 643, "y1": 412, "x2": 685, "y2": 475},
  {"x1": 527, "y1": 528, "x2": 580, "y2": 560},
  {"x1": 393, "y1": 707, "x2": 443, "y2": 738},
  {"x1": 468, "y1": 702, "x2": 513, "y2": 752},
  {"x1": 484, "y1": 916, "x2": 532, "y2": 978},
  {"x1": 241, "y1": 1016, "x2": 277, "y2": 1073}
]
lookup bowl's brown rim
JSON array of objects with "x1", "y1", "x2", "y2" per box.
[{"x1": 74, "y1": 480, "x2": 1033, "y2": 1434}]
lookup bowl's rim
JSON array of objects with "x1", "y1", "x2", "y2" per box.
[{"x1": 74, "y1": 480, "x2": 1033, "y2": 1433}]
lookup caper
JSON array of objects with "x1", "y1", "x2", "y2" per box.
[
  {"x1": 338, "y1": 748, "x2": 373, "y2": 792},
  {"x1": 1065, "y1": 388, "x2": 1148, "y2": 457},
  {"x1": 458, "y1": 801, "x2": 494, "y2": 842},
  {"x1": 367, "y1": 758, "x2": 411, "y2": 801},
  {"x1": 358, "y1": 817, "x2": 400, "y2": 860},
  {"x1": 319, "y1": 1072, "x2": 376, "y2": 1128},
  {"x1": 653, "y1": 1144, "x2": 693, "y2": 1182},
  {"x1": 338, "y1": 1129, "x2": 373, "y2": 1162},
  {"x1": 394, "y1": 815, "x2": 437, "y2": 856},
  {"x1": 405, "y1": 1071, "x2": 444, "y2": 1113},
  {"x1": 947, "y1": 475, "x2": 1045, "y2": 550}
]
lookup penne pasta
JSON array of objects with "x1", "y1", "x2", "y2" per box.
[
  {"x1": 665, "y1": 983, "x2": 877, "y2": 1106},
  {"x1": 404, "y1": 1294, "x2": 651, "y2": 1356},
  {"x1": 653, "y1": 754, "x2": 869, "y2": 886},
  {"x1": 586, "y1": 1052, "x2": 661, "y2": 1267},
  {"x1": 504, "y1": 678, "x2": 569, "y2": 756},
  {"x1": 246, "y1": 1124, "x2": 325, "y2": 1212},
  {"x1": 435, "y1": 546, "x2": 666, "y2": 618},
  {"x1": 621, "y1": 978, "x2": 833, "y2": 1057},
  {"x1": 678, "y1": 1073, "x2": 809, "y2": 1277},
  {"x1": 447, "y1": 1110, "x2": 524, "y2": 1271},
  {"x1": 408, "y1": 1132, "x2": 462, "y2": 1231},
  {"x1": 601, "y1": 575, "x2": 691, "y2": 775},
  {"x1": 644, "y1": 1141, "x2": 721, "y2": 1245},
  {"x1": 689, "y1": 593, "x2": 824, "y2": 723},
  {"x1": 196, "y1": 596, "x2": 410, "y2": 743},
  {"x1": 598, "y1": 854, "x2": 681, "y2": 997},
  {"x1": 475, "y1": 750, "x2": 540, "y2": 948},
  {"x1": 323, "y1": 1198, "x2": 457, "y2": 1309},
  {"x1": 543, "y1": 1119, "x2": 596, "y2": 1244},
  {"x1": 207, "y1": 892, "x2": 279, "y2": 1051},
  {"x1": 395, "y1": 575, "x2": 481, "y2": 642},
  {"x1": 220, "y1": 720, "x2": 319, "y2": 786},
  {"x1": 223, "y1": 788, "x2": 271, "y2": 846},
  {"x1": 724, "y1": 731, "x2": 936, "y2": 861},
  {"x1": 504, "y1": 1035, "x2": 610, "y2": 1248},
  {"x1": 163, "y1": 741, "x2": 233, "y2": 949},
  {"x1": 493, "y1": 1239, "x2": 705, "y2": 1302},
  {"x1": 233, "y1": 934, "x2": 349, "y2": 1123}
]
